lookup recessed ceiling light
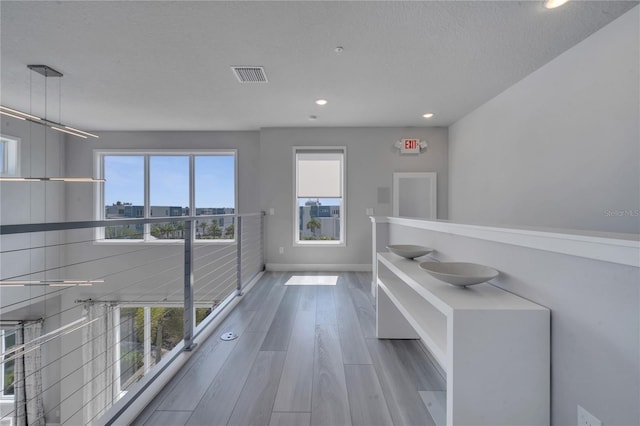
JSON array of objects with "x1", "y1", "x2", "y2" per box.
[
  {"x1": 422, "y1": 113, "x2": 434, "y2": 119},
  {"x1": 315, "y1": 99, "x2": 328, "y2": 106},
  {"x1": 544, "y1": 0, "x2": 569, "y2": 9}
]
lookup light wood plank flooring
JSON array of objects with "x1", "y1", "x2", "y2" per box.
[{"x1": 133, "y1": 272, "x2": 445, "y2": 426}]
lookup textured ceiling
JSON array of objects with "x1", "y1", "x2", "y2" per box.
[{"x1": 0, "y1": 1, "x2": 637, "y2": 131}]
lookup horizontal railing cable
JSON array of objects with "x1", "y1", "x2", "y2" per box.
[
  {"x1": 193, "y1": 255, "x2": 237, "y2": 285},
  {"x1": 6, "y1": 303, "x2": 196, "y2": 424},
  {"x1": 2, "y1": 323, "x2": 119, "y2": 417},
  {"x1": 0, "y1": 233, "x2": 148, "y2": 254},
  {"x1": 0, "y1": 214, "x2": 243, "y2": 235},
  {"x1": 0, "y1": 243, "x2": 165, "y2": 282},
  {"x1": 0, "y1": 249, "x2": 184, "y2": 314},
  {"x1": 2, "y1": 316, "x2": 139, "y2": 398},
  {"x1": 193, "y1": 247, "x2": 236, "y2": 271},
  {"x1": 0, "y1": 212, "x2": 264, "y2": 425},
  {"x1": 194, "y1": 270, "x2": 238, "y2": 303}
]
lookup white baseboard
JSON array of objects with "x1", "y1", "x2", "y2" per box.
[{"x1": 266, "y1": 263, "x2": 371, "y2": 272}]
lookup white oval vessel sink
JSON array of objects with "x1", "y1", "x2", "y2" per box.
[
  {"x1": 387, "y1": 244, "x2": 434, "y2": 260},
  {"x1": 419, "y1": 262, "x2": 499, "y2": 287}
]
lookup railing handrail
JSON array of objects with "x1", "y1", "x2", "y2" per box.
[{"x1": 0, "y1": 211, "x2": 265, "y2": 235}]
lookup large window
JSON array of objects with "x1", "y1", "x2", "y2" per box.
[
  {"x1": 294, "y1": 148, "x2": 345, "y2": 245},
  {"x1": 1, "y1": 329, "x2": 15, "y2": 399},
  {"x1": 98, "y1": 151, "x2": 236, "y2": 241}
]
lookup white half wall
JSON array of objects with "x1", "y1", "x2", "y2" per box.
[
  {"x1": 448, "y1": 6, "x2": 639, "y2": 234},
  {"x1": 381, "y1": 218, "x2": 639, "y2": 426}
]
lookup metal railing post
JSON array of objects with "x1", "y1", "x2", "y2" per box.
[
  {"x1": 183, "y1": 219, "x2": 196, "y2": 351},
  {"x1": 236, "y1": 215, "x2": 243, "y2": 296},
  {"x1": 261, "y1": 212, "x2": 266, "y2": 271}
]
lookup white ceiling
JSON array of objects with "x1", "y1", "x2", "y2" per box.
[{"x1": 0, "y1": 1, "x2": 636, "y2": 131}]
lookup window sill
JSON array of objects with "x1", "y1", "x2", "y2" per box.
[{"x1": 294, "y1": 241, "x2": 345, "y2": 248}]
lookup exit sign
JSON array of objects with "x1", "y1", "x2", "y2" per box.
[{"x1": 401, "y1": 139, "x2": 420, "y2": 154}]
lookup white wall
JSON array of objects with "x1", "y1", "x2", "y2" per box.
[
  {"x1": 0, "y1": 118, "x2": 67, "y2": 220},
  {"x1": 449, "y1": 6, "x2": 639, "y2": 234},
  {"x1": 259, "y1": 127, "x2": 448, "y2": 269}
]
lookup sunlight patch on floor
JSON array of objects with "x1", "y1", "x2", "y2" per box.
[{"x1": 285, "y1": 275, "x2": 338, "y2": 286}]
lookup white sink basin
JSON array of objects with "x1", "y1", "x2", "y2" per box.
[
  {"x1": 387, "y1": 244, "x2": 434, "y2": 260},
  {"x1": 418, "y1": 262, "x2": 499, "y2": 287}
]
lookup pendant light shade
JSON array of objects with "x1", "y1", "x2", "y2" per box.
[{"x1": 0, "y1": 105, "x2": 99, "y2": 139}]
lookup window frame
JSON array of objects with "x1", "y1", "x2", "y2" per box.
[
  {"x1": 292, "y1": 146, "x2": 346, "y2": 247},
  {"x1": 94, "y1": 149, "x2": 238, "y2": 244},
  {"x1": 0, "y1": 134, "x2": 20, "y2": 177},
  {"x1": 1, "y1": 328, "x2": 16, "y2": 400}
]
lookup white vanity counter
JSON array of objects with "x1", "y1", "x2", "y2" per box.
[{"x1": 376, "y1": 252, "x2": 550, "y2": 426}]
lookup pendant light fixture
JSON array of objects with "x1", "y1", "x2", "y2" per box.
[
  {"x1": 0, "y1": 66, "x2": 108, "y2": 290},
  {"x1": 1, "y1": 66, "x2": 98, "y2": 139},
  {"x1": 0, "y1": 105, "x2": 99, "y2": 139},
  {"x1": 0, "y1": 65, "x2": 104, "y2": 183},
  {"x1": 0, "y1": 279, "x2": 105, "y2": 288}
]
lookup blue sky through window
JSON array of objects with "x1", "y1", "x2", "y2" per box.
[
  {"x1": 105, "y1": 156, "x2": 144, "y2": 205},
  {"x1": 104, "y1": 154, "x2": 235, "y2": 208},
  {"x1": 150, "y1": 156, "x2": 189, "y2": 207},
  {"x1": 195, "y1": 156, "x2": 235, "y2": 209}
]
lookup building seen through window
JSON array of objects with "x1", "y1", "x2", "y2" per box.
[{"x1": 298, "y1": 199, "x2": 341, "y2": 241}]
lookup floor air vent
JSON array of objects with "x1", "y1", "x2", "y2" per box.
[
  {"x1": 231, "y1": 66, "x2": 268, "y2": 83},
  {"x1": 221, "y1": 331, "x2": 238, "y2": 341}
]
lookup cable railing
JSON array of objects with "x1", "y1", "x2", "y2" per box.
[{"x1": 0, "y1": 212, "x2": 264, "y2": 425}]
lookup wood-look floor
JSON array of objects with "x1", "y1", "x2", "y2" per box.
[{"x1": 133, "y1": 272, "x2": 445, "y2": 426}]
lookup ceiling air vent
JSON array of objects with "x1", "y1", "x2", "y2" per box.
[{"x1": 231, "y1": 66, "x2": 268, "y2": 83}]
